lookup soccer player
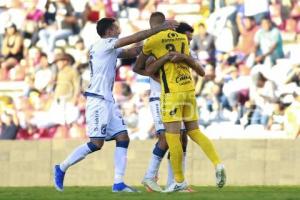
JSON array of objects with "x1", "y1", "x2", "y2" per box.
[
  {"x1": 137, "y1": 12, "x2": 226, "y2": 192},
  {"x1": 53, "y1": 17, "x2": 178, "y2": 192},
  {"x1": 134, "y1": 22, "x2": 199, "y2": 192}
]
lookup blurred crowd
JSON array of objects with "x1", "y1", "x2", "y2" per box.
[{"x1": 0, "y1": 0, "x2": 300, "y2": 140}]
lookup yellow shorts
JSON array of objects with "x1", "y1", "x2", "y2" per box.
[{"x1": 160, "y1": 91, "x2": 199, "y2": 123}]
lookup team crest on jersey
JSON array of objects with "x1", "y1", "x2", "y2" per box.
[
  {"x1": 167, "y1": 32, "x2": 178, "y2": 38},
  {"x1": 101, "y1": 124, "x2": 107, "y2": 135}
]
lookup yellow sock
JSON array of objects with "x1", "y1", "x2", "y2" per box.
[
  {"x1": 165, "y1": 133, "x2": 184, "y2": 183},
  {"x1": 188, "y1": 129, "x2": 221, "y2": 166}
]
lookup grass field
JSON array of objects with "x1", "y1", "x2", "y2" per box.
[{"x1": 0, "y1": 186, "x2": 300, "y2": 200}]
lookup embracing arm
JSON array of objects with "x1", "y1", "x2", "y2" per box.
[
  {"x1": 169, "y1": 52, "x2": 205, "y2": 77},
  {"x1": 145, "y1": 54, "x2": 170, "y2": 75},
  {"x1": 114, "y1": 21, "x2": 178, "y2": 48},
  {"x1": 133, "y1": 52, "x2": 149, "y2": 76},
  {"x1": 118, "y1": 46, "x2": 143, "y2": 59}
]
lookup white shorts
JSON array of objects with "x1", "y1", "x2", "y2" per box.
[
  {"x1": 149, "y1": 97, "x2": 165, "y2": 134},
  {"x1": 86, "y1": 96, "x2": 127, "y2": 140},
  {"x1": 149, "y1": 96, "x2": 186, "y2": 134}
]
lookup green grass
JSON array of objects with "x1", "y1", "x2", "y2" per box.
[{"x1": 0, "y1": 186, "x2": 300, "y2": 200}]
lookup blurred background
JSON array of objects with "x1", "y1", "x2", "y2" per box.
[{"x1": 0, "y1": 0, "x2": 300, "y2": 141}]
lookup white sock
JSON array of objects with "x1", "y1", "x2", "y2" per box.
[
  {"x1": 166, "y1": 152, "x2": 186, "y2": 186},
  {"x1": 144, "y1": 154, "x2": 162, "y2": 179},
  {"x1": 114, "y1": 147, "x2": 127, "y2": 184},
  {"x1": 60, "y1": 143, "x2": 92, "y2": 172}
]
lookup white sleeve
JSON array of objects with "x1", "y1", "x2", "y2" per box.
[
  {"x1": 105, "y1": 38, "x2": 118, "y2": 50},
  {"x1": 105, "y1": 38, "x2": 124, "y2": 56}
]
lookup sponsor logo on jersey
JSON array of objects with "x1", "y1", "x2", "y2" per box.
[
  {"x1": 169, "y1": 108, "x2": 177, "y2": 116},
  {"x1": 101, "y1": 124, "x2": 107, "y2": 135},
  {"x1": 176, "y1": 74, "x2": 192, "y2": 85}
]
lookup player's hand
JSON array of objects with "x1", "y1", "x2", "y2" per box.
[
  {"x1": 169, "y1": 52, "x2": 186, "y2": 62},
  {"x1": 161, "y1": 20, "x2": 179, "y2": 31}
]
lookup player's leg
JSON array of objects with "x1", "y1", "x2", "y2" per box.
[
  {"x1": 183, "y1": 91, "x2": 226, "y2": 188},
  {"x1": 185, "y1": 120, "x2": 226, "y2": 188},
  {"x1": 142, "y1": 98, "x2": 167, "y2": 192},
  {"x1": 54, "y1": 97, "x2": 107, "y2": 191},
  {"x1": 107, "y1": 104, "x2": 138, "y2": 192},
  {"x1": 142, "y1": 132, "x2": 167, "y2": 192},
  {"x1": 166, "y1": 128, "x2": 187, "y2": 188},
  {"x1": 163, "y1": 122, "x2": 188, "y2": 192},
  {"x1": 162, "y1": 92, "x2": 187, "y2": 192}
]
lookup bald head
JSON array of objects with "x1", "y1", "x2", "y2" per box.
[{"x1": 150, "y1": 12, "x2": 165, "y2": 28}]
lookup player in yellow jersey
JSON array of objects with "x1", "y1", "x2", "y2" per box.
[{"x1": 138, "y1": 12, "x2": 226, "y2": 192}]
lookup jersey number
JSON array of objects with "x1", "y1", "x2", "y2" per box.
[{"x1": 165, "y1": 42, "x2": 185, "y2": 53}]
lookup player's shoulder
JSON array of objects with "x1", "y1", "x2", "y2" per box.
[{"x1": 94, "y1": 38, "x2": 118, "y2": 50}]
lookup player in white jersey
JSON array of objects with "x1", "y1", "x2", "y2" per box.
[
  {"x1": 133, "y1": 22, "x2": 198, "y2": 192},
  {"x1": 53, "y1": 17, "x2": 178, "y2": 192}
]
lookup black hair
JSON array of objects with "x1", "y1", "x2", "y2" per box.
[
  {"x1": 245, "y1": 16, "x2": 255, "y2": 21},
  {"x1": 96, "y1": 18, "x2": 116, "y2": 37},
  {"x1": 176, "y1": 22, "x2": 194, "y2": 34}
]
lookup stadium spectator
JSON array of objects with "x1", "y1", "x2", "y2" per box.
[
  {"x1": 191, "y1": 23, "x2": 216, "y2": 65},
  {"x1": 249, "y1": 72, "x2": 277, "y2": 127},
  {"x1": 285, "y1": 64, "x2": 300, "y2": 87},
  {"x1": 38, "y1": 0, "x2": 78, "y2": 55},
  {"x1": 34, "y1": 52, "x2": 55, "y2": 93},
  {"x1": 253, "y1": 16, "x2": 284, "y2": 66},
  {"x1": 267, "y1": 101, "x2": 285, "y2": 131},
  {"x1": 235, "y1": 16, "x2": 258, "y2": 67},
  {"x1": 0, "y1": 106, "x2": 19, "y2": 140},
  {"x1": 23, "y1": 0, "x2": 44, "y2": 47},
  {"x1": 1, "y1": 22, "x2": 24, "y2": 80},
  {"x1": 284, "y1": 88, "x2": 300, "y2": 138},
  {"x1": 52, "y1": 53, "x2": 80, "y2": 105}
]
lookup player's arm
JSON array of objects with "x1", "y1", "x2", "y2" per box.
[
  {"x1": 133, "y1": 52, "x2": 149, "y2": 76},
  {"x1": 145, "y1": 53, "x2": 171, "y2": 75},
  {"x1": 114, "y1": 21, "x2": 178, "y2": 48},
  {"x1": 169, "y1": 52, "x2": 205, "y2": 77},
  {"x1": 118, "y1": 46, "x2": 143, "y2": 59}
]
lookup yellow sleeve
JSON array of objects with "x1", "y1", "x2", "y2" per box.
[{"x1": 142, "y1": 37, "x2": 153, "y2": 56}]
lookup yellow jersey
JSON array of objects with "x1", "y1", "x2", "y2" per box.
[{"x1": 142, "y1": 30, "x2": 195, "y2": 93}]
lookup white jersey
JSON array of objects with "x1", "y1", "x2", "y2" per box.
[{"x1": 85, "y1": 38, "x2": 123, "y2": 101}]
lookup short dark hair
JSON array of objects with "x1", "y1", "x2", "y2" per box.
[
  {"x1": 96, "y1": 18, "x2": 116, "y2": 37},
  {"x1": 150, "y1": 12, "x2": 165, "y2": 27},
  {"x1": 176, "y1": 22, "x2": 194, "y2": 34},
  {"x1": 245, "y1": 16, "x2": 255, "y2": 21}
]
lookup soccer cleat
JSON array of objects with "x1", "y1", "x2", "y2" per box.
[
  {"x1": 216, "y1": 164, "x2": 226, "y2": 188},
  {"x1": 163, "y1": 181, "x2": 188, "y2": 193},
  {"x1": 112, "y1": 182, "x2": 139, "y2": 192},
  {"x1": 142, "y1": 178, "x2": 163, "y2": 192},
  {"x1": 53, "y1": 165, "x2": 65, "y2": 192},
  {"x1": 179, "y1": 186, "x2": 196, "y2": 193}
]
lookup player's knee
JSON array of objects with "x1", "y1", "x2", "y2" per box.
[
  {"x1": 153, "y1": 142, "x2": 167, "y2": 158},
  {"x1": 87, "y1": 141, "x2": 103, "y2": 152},
  {"x1": 157, "y1": 137, "x2": 168, "y2": 150},
  {"x1": 116, "y1": 140, "x2": 129, "y2": 148}
]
